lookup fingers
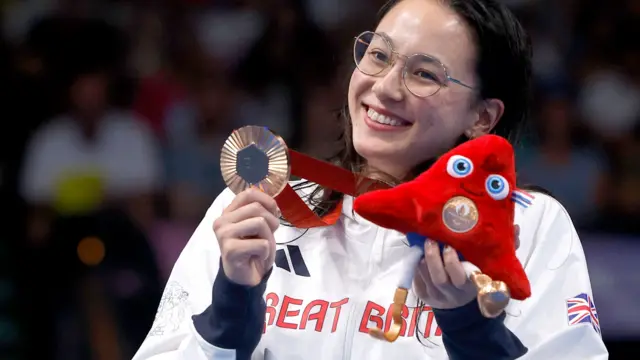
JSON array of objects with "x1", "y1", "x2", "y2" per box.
[
  {"x1": 215, "y1": 189, "x2": 280, "y2": 286},
  {"x1": 219, "y1": 217, "x2": 274, "y2": 241},
  {"x1": 224, "y1": 237, "x2": 272, "y2": 262},
  {"x1": 442, "y1": 246, "x2": 467, "y2": 289},
  {"x1": 219, "y1": 218, "x2": 276, "y2": 262},
  {"x1": 225, "y1": 188, "x2": 279, "y2": 216},
  {"x1": 415, "y1": 258, "x2": 448, "y2": 303},
  {"x1": 223, "y1": 202, "x2": 280, "y2": 232},
  {"x1": 424, "y1": 240, "x2": 449, "y2": 285},
  {"x1": 422, "y1": 241, "x2": 467, "y2": 290},
  {"x1": 214, "y1": 188, "x2": 280, "y2": 237}
]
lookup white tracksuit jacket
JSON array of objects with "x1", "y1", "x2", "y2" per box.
[{"x1": 133, "y1": 186, "x2": 609, "y2": 360}]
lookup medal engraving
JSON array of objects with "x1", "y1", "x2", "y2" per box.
[
  {"x1": 221, "y1": 126, "x2": 290, "y2": 197},
  {"x1": 442, "y1": 196, "x2": 479, "y2": 233},
  {"x1": 236, "y1": 144, "x2": 269, "y2": 184}
]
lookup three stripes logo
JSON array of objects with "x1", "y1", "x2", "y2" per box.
[{"x1": 275, "y1": 245, "x2": 310, "y2": 277}]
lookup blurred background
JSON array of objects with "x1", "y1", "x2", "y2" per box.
[{"x1": 0, "y1": 0, "x2": 638, "y2": 359}]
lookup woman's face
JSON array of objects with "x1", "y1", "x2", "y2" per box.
[{"x1": 348, "y1": 0, "x2": 499, "y2": 178}]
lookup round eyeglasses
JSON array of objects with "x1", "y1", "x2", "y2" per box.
[{"x1": 353, "y1": 31, "x2": 474, "y2": 98}]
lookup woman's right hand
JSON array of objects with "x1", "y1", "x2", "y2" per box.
[{"x1": 213, "y1": 189, "x2": 281, "y2": 287}]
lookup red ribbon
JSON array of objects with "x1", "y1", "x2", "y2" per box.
[{"x1": 274, "y1": 150, "x2": 391, "y2": 228}]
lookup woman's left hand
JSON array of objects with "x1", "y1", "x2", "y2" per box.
[{"x1": 413, "y1": 225, "x2": 521, "y2": 309}]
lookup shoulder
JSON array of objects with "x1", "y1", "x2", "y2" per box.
[
  {"x1": 199, "y1": 188, "x2": 237, "y2": 231},
  {"x1": 208, "y1": 187, "x2": 237, "y2": 213},
  {"x1": 517, "y1": 190, "x2": 573, "y2": 230},
  {"x1": 516, "y1": 191, "x2": 583, "y2": 268}
]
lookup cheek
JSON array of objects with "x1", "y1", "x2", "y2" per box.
[
  {"x1": 411, "y1": 98, "x2": 475, "y2": 148},
  {"x1": 348, "y1": 70, "x2": 369, "y2": 115},
  {"x1": 412, "y1": 97, "x2": 450, "y2": 133},
  {"x1": 424, "y1": 93, "x2": 475, "y2": 128}
]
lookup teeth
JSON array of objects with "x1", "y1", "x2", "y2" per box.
[{"x1": 367, "y1": 108, "x2": 405, "y2": 126}]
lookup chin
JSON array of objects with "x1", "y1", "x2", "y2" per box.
[
  {"x1": 354, "y1": 139, "x2": 394, "y2": 158},
  {"x1": 353, "y1": 139, "x2": 411, "y2": 177}
]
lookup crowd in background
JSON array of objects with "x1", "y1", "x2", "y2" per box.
[{"x1": 0, "y1": 0, "x2": 638, "y2": 359}]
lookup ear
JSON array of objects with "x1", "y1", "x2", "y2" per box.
[{"x1": 465, "y1": 98, "x2": 505, "y2": 138}]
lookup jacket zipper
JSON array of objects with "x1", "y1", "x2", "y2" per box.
[
  {"x1": 341, "y1": 227, "x2": 386, "y2": 360},
  {"x1": 341, "y1": 298, "x2": 360, "y2": 360}
]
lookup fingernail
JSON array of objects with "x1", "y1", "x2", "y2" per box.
[
  {"x1": 444, "y1": 245, "x2": 454, "y2": 253},
  {"x1": 424, "y1": 239, "x2": 433, "y2": 253},
  {"x1": 427, "y1": 240, "x2": 439, "y2": 254},
  {"x1": 275, "y1": 207, "x2": 282, "y2": 218}
]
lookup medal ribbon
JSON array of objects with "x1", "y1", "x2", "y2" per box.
[{"x1": 274, "y1": 150, "x2": 390, "y2": 228}]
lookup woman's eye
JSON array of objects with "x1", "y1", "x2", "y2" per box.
[
  {"x1": 415, "y1": 70, "x2": 438, "y2": 82},
  {"x1": 368, "y1": 49, "x2": 389, "y2": 63}
]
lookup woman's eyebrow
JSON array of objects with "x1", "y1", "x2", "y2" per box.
[
  {"x1": 378, "y1": 31, "x2": 394, "y2": 45},
  {"x1": 377, "y1": 31, "x2": 447, "y2": 64}
]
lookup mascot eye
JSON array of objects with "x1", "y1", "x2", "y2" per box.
[
  {"x1": 485, "y1": 174, "x2": 510, "y2": 200},
  {"x1": 447, "y1": 155, "x2": 474, "y2": 178}
]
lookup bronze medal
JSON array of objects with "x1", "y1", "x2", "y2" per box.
[{"x1": 220, "y1": 126, "x2": 291, "y2": 197}]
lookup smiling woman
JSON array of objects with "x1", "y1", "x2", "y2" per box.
[
  {"x1": 133, "y1": 1, "x2": 609, "y2": 359},
  {"x1": 345, "y1": 0, "x2": 520, "y2": 182}
]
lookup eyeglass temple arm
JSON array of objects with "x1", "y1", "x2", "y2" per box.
[{"x1": 448, "y1": 77, "x2": 474, "y2": 90}]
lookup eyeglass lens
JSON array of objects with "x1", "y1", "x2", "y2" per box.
[{"x1": 354, "y1": 32, "x2": 446, "y2": 97}]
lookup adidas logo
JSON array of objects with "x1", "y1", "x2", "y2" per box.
[{"x1": 274, "y1": 245, "x2": 310, "y2": 277}]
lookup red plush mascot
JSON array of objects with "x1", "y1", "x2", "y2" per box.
[{"x1": 354, "y1": 134, "x2": 532, "y2": 341}]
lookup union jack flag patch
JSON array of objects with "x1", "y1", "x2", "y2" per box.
[{"x1": 566, "y1": 293, "x2": 600, "y2": 335}]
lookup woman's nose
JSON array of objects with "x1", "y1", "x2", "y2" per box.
[{"x1": 372, "y1": 65, "x2": 405, "y2": 102}]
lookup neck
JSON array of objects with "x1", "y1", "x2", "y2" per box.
[{"x1": 363, "y1": 161, "x2": 410, "y2": 186}]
